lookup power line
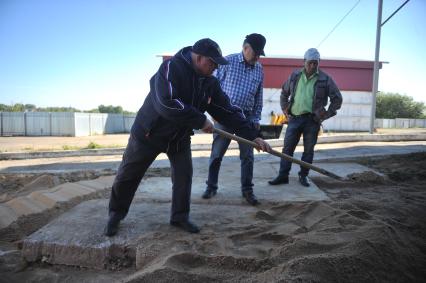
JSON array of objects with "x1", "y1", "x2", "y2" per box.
[
  {"x1": 317, "y1": 0, "x2": 361, "y2": 48},
  {"x1": 381, "y1": 0, "x2": 410, "y2": 26}
]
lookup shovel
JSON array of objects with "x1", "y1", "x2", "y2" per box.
[{"x1": 213, "y1": 127, "x2": 344, "y2": 181}]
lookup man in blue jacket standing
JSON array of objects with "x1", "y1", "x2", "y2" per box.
[
  {"x1": 104, "y1": 38, "x2": 271, "y2": 236},
  {"x1": 269, "y1": 48, "x2": 342, "y2": 187},
  {"x1": 203, "y1": 33, "x2": 266, "y2": 206}
]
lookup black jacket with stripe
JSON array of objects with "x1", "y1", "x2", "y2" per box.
[{"x1": 131, "y1": 46, "x2": 258, "y2": 154}]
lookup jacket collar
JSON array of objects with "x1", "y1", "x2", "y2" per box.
[
  {"x1": 176, "y1": 46, "x2": 199, "y2": 76},
  {"x1": 298, "y1": 68, "x2": 328, "y2": 81}
]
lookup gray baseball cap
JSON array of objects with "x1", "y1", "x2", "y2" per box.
[{"x1": 304, "y1": 48, "x2": 320, "y2": 61}]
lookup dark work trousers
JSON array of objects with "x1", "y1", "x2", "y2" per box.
[
  {"x1": 206, "y1": 122, "x2": 254, "y2": 193},
  {"x1": 278, "y1": 114, "x2": 321, "y2": 177},
  {"x1": 108, "y1": 134, "x2": 193, "y2": 222}
]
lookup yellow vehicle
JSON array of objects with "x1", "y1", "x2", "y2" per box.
[{"x1": 259, "y1": 111, "x2": 287, "y2": 139}]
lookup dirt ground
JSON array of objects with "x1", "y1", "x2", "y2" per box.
[{"x1": 1, "y1": 153, "x2": 425, "y2": 282}]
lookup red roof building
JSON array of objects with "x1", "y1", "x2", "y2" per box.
[{"x1": 162, "y1": 55, "x2": 383, "y2": 131}]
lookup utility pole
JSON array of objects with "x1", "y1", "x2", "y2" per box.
[
  {"x1": 370, "y1": 0, "x2": 410, "y2": 134},
  {"x1": 370, "y1": 0, "x2": 383, "y2": 134}
]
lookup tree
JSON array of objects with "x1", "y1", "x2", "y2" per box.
[
  {"x1": 98, "y1": 104, "x2": 124, "y2": 114},
  {"x1": 24, "y1": 104, "x2": 37, "y2": 111},
  {"x1": 85, "y1": 108, "x2": 100, "y2": 113},
  {"x1": 38, "y1": 106, "x2": 81, "y2": 112},
  {"x1": 376, "y1": 92, "x2": 425, "y2": 119},
  {"x1": 11, "y1": 103, "x2": 25, "y2": 112},
  {"x1": 0, "y1": 104, "x2": 11, "y2": 111}
]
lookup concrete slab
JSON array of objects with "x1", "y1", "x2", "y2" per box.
[
  {"x1": 28, "y1": 191, "x2": 57, "y2": 209},
  {"x1": 0, "y1": 205, "x2": 18, "y2": 229},
  {"x1": 77, "y1": 178, "x2": 113, "y2": 191},
  {"x1": 22, "y1": 199, "x2": 259, "y2": 269},
  {"x1": 5, "y1": 196, "x2": 48, "y2": 216},
  {"x1": 136, "y1": 158, "x2": 329, "y2": 204},
  {"x1": 54, "y1": 183, "x2": 95, "y2": 198}
]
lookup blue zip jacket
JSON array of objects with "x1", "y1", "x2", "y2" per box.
[{"x1": 131, "y1": 46, "x2": 258, "y2": 153}]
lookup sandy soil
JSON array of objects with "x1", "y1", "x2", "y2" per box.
[
  {"x1": 0, "y1": 167, "x2": 170, "y2": 204},
  {"x1": 1, "y1": 153, "x2": 425, "y2": 282},
  {"x1": 0, "y1": 171, "x2": 114, "y2": 203}
]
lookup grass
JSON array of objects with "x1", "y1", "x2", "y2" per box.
[
  {"x1": 61, "y1": 142, "x2": 122, "y2": 151},
  {"x1": 86, "y1": 141, "x2": 102, "y2": 149},
  {"x1": 62, "y1": 145, "x2": 80, "y2": 150}
]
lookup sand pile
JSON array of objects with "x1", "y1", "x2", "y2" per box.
[{"x1": 120, "y1": 194, "x2": 425, "y2": 282}]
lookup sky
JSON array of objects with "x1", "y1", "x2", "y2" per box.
[{"x1": 0, "y1": 0, "x2": 425, "y2": 112}]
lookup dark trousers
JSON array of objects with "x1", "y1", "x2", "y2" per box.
[
  {"x1": 206, "y1": 122, "x2": 254, "y2": 193},
  {"x1": 108, "y1": 134, "x2": 193, "y2": 222},
  {"x1": 278, "y1": 114, "x2": 321, "y2": 177}
]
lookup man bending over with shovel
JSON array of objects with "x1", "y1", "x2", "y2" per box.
[{"x1": 105, "y1": 38, "x2": 271, "y2": 236}]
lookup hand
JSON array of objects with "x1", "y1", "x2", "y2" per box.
[
  {"x1": 319, "y1": 111, "x2": 328, "y2": 120},
  {"x1": 201, "y1": 119, "x2": 214, "y2": 133},
  {"x1": 253, "y1": 137, "x2": 271, "y2": 152},
  {"x1": 314, "y1": 110, "x2": 328, "y2": 123},
  {"x1": 283, "y1": 107, "x2": 290, "y2": 120}
]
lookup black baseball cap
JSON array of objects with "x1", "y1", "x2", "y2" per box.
[
  {"x1": 244, "y1": 33, "x2": 266, "y2": 56},
  {"x1": 192, "y1": 38, "x2": 229, "y2": 65}
]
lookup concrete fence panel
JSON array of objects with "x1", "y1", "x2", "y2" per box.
[
  {"x1": 124, "y1": 115, "x2": 136, "y2": 132},
  {"x1": 105, "y1": 114, "x2": 125, "y2": 134},
  {"x1": 375, "y1": 119, "x2": 383, "y2": 128},
  {"x1": 1, "y1": 112, "x2": 25, "y2": 136},
  {"x1": 74, "y1": 113, "x2": 90, "y2": 137},
  {"x1": 89, "y1": 113, "x2": 107, "y2": 135},
  {"x1": 323, "y1": 116, "x2": 370, "y2": 131},
  {"x1": 26, "y1": 112, "x2": 51, "y2": 136},
  {"x1": 375, "y1": 119, "x2": 396, "y2": 128},
  {"x1": 51, "y1": 112, "x2": 75, "y2": 136},
  {"x1": 414, "y1": 119, "x2": 426, "y2": 128},
  {"x1": 395, "y1": 118, "x2": 410, "y2": 128}
]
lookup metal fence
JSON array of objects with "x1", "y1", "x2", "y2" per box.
[
  {"x1": 0, "y1": 112, "x2": 136, "y2": 137},
  {"x1": 375, "y1": 118, "x2": 426, "y2": 128},
  {"x1": 1, "y1": 112, "x2": 424, "y2": 137}
]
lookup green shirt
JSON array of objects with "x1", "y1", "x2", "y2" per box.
[{"x1": 291, "y1": 70, "x2": 318, "y2": 115}]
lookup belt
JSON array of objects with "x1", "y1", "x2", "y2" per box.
[{"x1": 291, "y1": 112, "x2": 312, "y2": 118}]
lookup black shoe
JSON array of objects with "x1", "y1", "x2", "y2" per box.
[
  {"x1": 242, "y1": 191, "x2": 260, "y2": 206},
  {"x1": 170, "y1": 220, "x2": 200, "y2": 233},
  {"x1": 298, "y1": 174, "x2": 310, "y2": 187},
  {"x1": 202, "y1": 187, "x2": 217, "y2": 199},
  {"x1": 268, "y1": 175, "x2": 289, "y2": 185},
  {"x1": 104, "y1": 215, "x2": 121, "y2": 237}
]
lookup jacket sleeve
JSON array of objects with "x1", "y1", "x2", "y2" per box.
[
  {"x1": 280, "y1": 73, "x2": 293, "y2": 112},
  {"x1": 326, "y1": 76, "x2": 343, "y2": 119},
  {"x1": 151, "y1": 60, "x2": 206, "y2": 129},
  {"x1": 206, "y1": 79, "x2": 258, "y2": 141}
]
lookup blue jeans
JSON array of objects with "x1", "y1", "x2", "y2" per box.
[
  {"x1": 206, "y1": 122, "x2": 254, "y2": 193},
  {"x1": 278, "y1": 114, "x2": 321, "y2": 177}
]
